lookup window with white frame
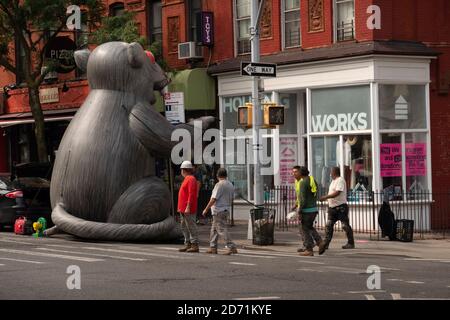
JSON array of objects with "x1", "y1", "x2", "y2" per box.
[
  {"x1": 235, "y1": 0, "x2": 251, "y2": 54},
  {"x1": 335, "y1": 0, "x2": 354, "y2": 42},
  {"x1": 283, "y1": 0, "x2": 301, "y2": 48},
  {"x1": 379, "y1": 85, "x2": 429, "y2": 198}
]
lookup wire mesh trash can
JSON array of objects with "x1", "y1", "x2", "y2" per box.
[
  {"x1": 395, "y1": 219, "x2": 414, "y2": 242},
  {"x1": 250, "y1": 208, "x2": 276, "y2": 245}
]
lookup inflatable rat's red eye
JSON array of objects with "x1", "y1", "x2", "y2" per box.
[{"x1": 145, "y1": 50, "x2": 155, "y2": 64}]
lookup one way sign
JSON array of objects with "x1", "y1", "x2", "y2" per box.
[{"x1": 241, "y1": 62, "x2": 277, "y2": 77}]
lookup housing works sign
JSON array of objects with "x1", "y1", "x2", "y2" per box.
[{"x1": 311, "y1": 85, "x2": 371, "y2": 133}]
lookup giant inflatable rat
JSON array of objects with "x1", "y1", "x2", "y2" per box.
[{"x1": 47, "y1": 41, "x2": 203, "y2": 241}]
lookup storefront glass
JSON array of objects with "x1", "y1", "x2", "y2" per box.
[
  {"x1": 279, "y1": 93, "x2": 298, "y2": 134},
  {"x1": 312, "y1": 134, "x2": 372, "y2": 195},
  {"x1": 311, "y1": 85, "x2": 371, "y2": 133},
  {"x1": 405, "y1": 133, "x2": 427, "y2": 193},
  {"x1": 379, "y1": 85, "x2": 426, "y2": 130}
]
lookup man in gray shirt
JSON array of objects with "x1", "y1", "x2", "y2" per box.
[{"x1": 202, "y1": 168, "x2": 238, "y2": 255}]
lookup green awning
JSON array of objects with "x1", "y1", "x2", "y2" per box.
[{"x1": 154, "y1": 68, "x2": 216, "y2": 113}]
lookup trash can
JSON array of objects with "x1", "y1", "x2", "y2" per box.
[
  {"x1": 395, "y1": 219, "x2": 414, "y2": 242},
  {"x1": 250, "y1": 207, "x2": 276, "y2": 245}
]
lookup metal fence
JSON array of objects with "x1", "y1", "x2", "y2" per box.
[{"x1": 264, "y1": 186, "x2": 450, "y2": 239}]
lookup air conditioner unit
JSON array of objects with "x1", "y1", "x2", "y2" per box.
[{"x1": 178, "y1": 42, "x2": 203, "y2": 60}]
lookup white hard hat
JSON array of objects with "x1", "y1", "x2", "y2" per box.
[{"x1": 180, "y1": 160, "x2": 193, "y2": 169}]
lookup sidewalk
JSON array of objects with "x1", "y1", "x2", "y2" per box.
[{"x1": 196, "y1": 219, "x2": 450, "y2": 260}]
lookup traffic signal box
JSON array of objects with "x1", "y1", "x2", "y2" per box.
[{"x1": 237, "y1": 102, "x2": 284, "y2": 128}]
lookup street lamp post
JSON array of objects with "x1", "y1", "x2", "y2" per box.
[{"x1": 248, "y1": 0, "x2": 265, "y2": 239}]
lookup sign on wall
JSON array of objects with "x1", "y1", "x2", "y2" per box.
[
  {"x1": 164, "y1": 92, "x2": 185, "y2": 124},
  {"x1": 198, "y1": 11, "x2": 214, "y2": 46},
  {"x1": 380, "y1": 143, "x2": 427, "y2": 177},
  {"x1": 279, "y1": 137, "x2": 297, "y2": 186},
  {"x1": 39, "y1": 87, "x2": 60, "y2": 104},
  {"x1": 311, "y1": 86, "x2": 371, "y2": 133},
  {"x1": 45, "y1": 36, "x2": 77, "y2": 74}
]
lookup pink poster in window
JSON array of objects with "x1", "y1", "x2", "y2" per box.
[
  {"x1": 406, "y1": 143, "x2": 426, "y2": 176},
  {"x1": 380, "y1": 144, "x2": 402, "y2": 177}
]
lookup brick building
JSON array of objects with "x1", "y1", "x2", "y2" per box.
[{"x1": 0, "y1": 1, "x2": 449, "y2": 227}]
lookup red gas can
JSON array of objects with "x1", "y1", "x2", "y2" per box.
[{"x1": 14, "y1": 216, "x2": 33, "y2": 235}]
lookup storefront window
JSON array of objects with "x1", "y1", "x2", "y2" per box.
[
  {"x1": 312, "y1": 134, "x2": 372, "y2": 195},
  {"x1": 279, "y1": 93, "x2": 298, "y2": 135},
  {"x1": 380, "y1": 134, "x2": 403, "y2": 196},
  {"x1": 405, "y1": 133, "x2": 427, "y2": 193},
  {"x1": 345, "y1": 135, "x2": 373, "y2": 192},
  {"x1": 311, "y1": 136, "x2": 339, "y2": 195},
  {"x1": 379, "y1": 85, "x2": 426, "y2": 130},
  {"x1": 311, "y1": 85, "x2": 371, "y2": 133}
]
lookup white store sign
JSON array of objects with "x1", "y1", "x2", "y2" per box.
[{"x1": 164, "y1": 92, "x2": 185, "y2": 124}]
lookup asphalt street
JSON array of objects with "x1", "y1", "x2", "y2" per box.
[{"x1": 0, "y1": 224, "x2": 449, "y2": 301}]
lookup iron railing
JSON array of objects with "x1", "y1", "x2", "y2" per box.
[{"x1": 264, "y1": 186, "x2": 450, "y2": 239}]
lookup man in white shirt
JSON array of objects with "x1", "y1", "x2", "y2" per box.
[
  {"x1": 202, "y1": 168, "x2": 238, "y2": 255},
  {"x1": 318, "y1": 167, "x2": 355, "y2": 255}
]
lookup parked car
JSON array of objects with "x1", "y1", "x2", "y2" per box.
[{"x1": 0, "y1": 162, "x2": 53, "y2": 231}]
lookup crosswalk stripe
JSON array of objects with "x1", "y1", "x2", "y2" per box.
[
  {"x1": 229, "y1": 262, "x2": 256, "y2": 266},
  {"x1": 365, "y1": 295, "x2": 376, "y2": 300},
  {"x1": 0, "y1": 238, "x2": 34, "y2": 245},
  {"x1": 233, "y1": 296, "x2": 281, "y2": 300},
  {"x1": 80, "y1": 247, "x2": 192, "y2": 259},
  {"x1": 0, "y1": 248, "x2": 104, "y2": 262},
  {"x1": 36, "y1": 248, "x2": 147, "y2": 261},
  {"x1": 0, "y1": 257, "x2": 45, "y2": 264}
]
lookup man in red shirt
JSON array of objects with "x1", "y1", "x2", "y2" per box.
[{"x1": 178, "y1": 161, "x2": 200, "y2": 252}]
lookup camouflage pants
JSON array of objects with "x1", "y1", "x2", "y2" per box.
[
  {"x1": 179, "y1": 213, "x2": 199, "y2": 245},
  {"x1": 325, "y1": 204, "x2": 354, "y2": 245},
  {"x1": 300, "y1": 212, "x2": 322, "y2": 251},
  {"x1": 210, "y1": 210, "x2": 236, "y2": 249}
]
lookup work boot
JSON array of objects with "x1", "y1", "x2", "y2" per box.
[
  {"x1": 318, "y1": 240, "x2": 328, "y2": 255},
  {"x1": 297, "y1": 247, "x2": 306, "y2": 253},
  {"x1": 178, "y1": 243, "x2": 191, "y2": 252},
  {"x1": 206, "y1": 247, "x2": 217, "y2": 254},
  {"x1": 342, "y1": 243, "x2": 355, "y2": 249},
  {"x1": 186, "y1": 243, "x2": 199, "y2": 253},
  {"x1": 223, "y1": 247, "x2": 238, "y2": 255},
  {"x1": 299, "y1": 250, "x2": 314, "y2": 256}
]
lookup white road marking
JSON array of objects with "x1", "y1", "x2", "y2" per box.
[
  {"x1": 233, "y1": 296, "x2": 281, "y2": 300},
  {"x1": 154, "y1": 246, "x2": 179, "y2": 251},
  {"x1": 237, "y1": 249, "x2": 312, "y2": 259},
  {"x1": 233, "y1": 254, "x2": 276, "y2": 259},
  {"x1": 404, "y1": 258, "x2": 450, "y2": 263},
  {"x1": 324, "y1": 266, "x2": 366, "y2": 274},
  {"x1": 405, "y1": 281, "x2": 425, "y2": 284},
  {"x1": 391, "y1": 293, "x2": 450, "y2": 300},
  {"x1": 348, "y1": 290, "x2": 386, "y2": 294},
  {"x1": 0, "y1": 257, "x2": 45, "y2": 264},
  {"x1": 229, "y1": 262, "x2": 256, "y2": 266},
  {"x1": 0, "y1": 264, "x2": 4, "y2": 266},
  {"x1": 297, "y1": 268, "x2": 324, "y2": 272},
  {"x1": 0, "y1": 249, "x2": 103, "y2": 262},
  {"x1": 0, "y1": 238, "x2": 34, "y2": 245},
  {"x1": 36, "y1": 248, "x2": 147, "y2": 261},
  {"x1": 391, "y1": 293, "x2": 402, "y2": 300},
  {"x1": 365, "y1": 295, "x2": 376, "y2": 300},
  {"x1": 387, "y1": 279, "x2": 404, "y2": 282},
  {"x1": 81, "y1": 247, "x2": 192, "y2": 259},
  {"x1": 379, "y1": 267, "x2": 401, "y2": 271},
  {"x1": 296, "y1": 260, "x2": 325, "y2": 265}
]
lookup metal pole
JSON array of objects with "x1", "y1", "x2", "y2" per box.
[{"x1": 247, "y1": 0, "x2": 265, "y2": 240}]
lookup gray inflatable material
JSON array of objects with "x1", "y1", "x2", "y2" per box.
[{"x1": 47, "y1": 41, "x2": 207, "y2": 241}]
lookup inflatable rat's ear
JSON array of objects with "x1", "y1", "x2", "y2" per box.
[
  {"x1": 74, "y1": 49, "x2": 91, "y2": 73},
  {"x1": 127, "y1": 42, "x2": 146, "y2": 68}
]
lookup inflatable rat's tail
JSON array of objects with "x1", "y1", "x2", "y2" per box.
[{"x1": 45, "y1": 203, "x2": 182, "y2": 241}]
